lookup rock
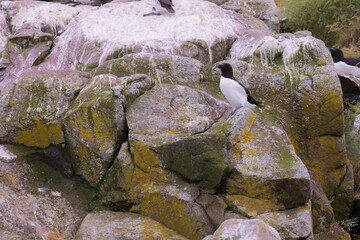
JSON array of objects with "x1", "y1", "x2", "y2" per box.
[
  {"x1": 93, "y1": 53, "x2": 206, "y2": 89},
  {"x1": 314, "y1": 225, "x2": 351, "y2": 240},
  {"x1": 212, "y1": 108, "x2": 311, "y2": 210},
  {"x1": 76, "y1": 211, "x2": 188, "y2": 240},
  {"x1": 229, "y1": 30, "x2": 353, "y2": 223},
  {"x1": 63, "y1": 74, "x2": 129, "y2": 186},
  {"x1": 155, "y1": 134, "x2": 229, "y2": 189},
  {"x1": 0, "y1": 144, "x2": 17, "y2": 163},
  {"x1": 0, "y1": 1, "x2": 86, "y2": 86},
  {"x1": 0, "y1": 9, "x2": 8, "y2": 59},
  {"x1": 127, "y1": 83, "x2": 230, "y2": 146},
  {"x1": 258, "y1": 202, "x2": 313, "y2": 239},
  {"x1": 221, "y1": 0, "x2": 279, "y2": 32},
  {"x1": 100, "y1": 141, "x2": 215, "y2": 240},
  {"x1": 43, "y1": 0, "x2": 270, "y2": 71},
  {"x1": 0, "y1": 70, "x2": 89, "y2": 148},
  {"x1": 196, "y1": 194, "x2": 228, "y2": 228},
  {"x1": 210, "y1": 218, "x2": 281, "y2": 240},
  {"x1": 0, "y1": 144, "x2": 95, "y2": 239},
  {"x1": 310, "y1": 174, "x2": 336, "y2": 234}
]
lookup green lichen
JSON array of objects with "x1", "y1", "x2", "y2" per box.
[{"x1": 275, "y1": 147, "x2": 297, "y2": 170}]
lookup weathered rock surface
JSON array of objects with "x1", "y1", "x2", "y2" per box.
[
  {"x1": 204, "y1": 218, "x2": 281, "y2": 240},
  {"x1": 63, "y1": 74, "x2": 128, "y2": 185},
  {"x1": 229, "y1": 30, "x2": 354, "y2": 225},
  {"x1": 0, "y1": 0, "x2": 354, "y2": 239},
  {"x1": 76, "y1": 211, "x2": 188, "y2": 240},
  {"x1": 0, "y1": 144, "x2": 95, "y2": 239},
  {"x1": 41, "y1": 0, "x2": 270, "y2": 71},
  {"x1": 0, "y1": 70, "x2": 89, "y2": 148},
  {"x1": 221, "y1": 0, "x2": 279, "y2": 32}
]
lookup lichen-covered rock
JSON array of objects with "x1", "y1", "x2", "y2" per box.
[
  {"x1": 100, "y1": 141, "x2": 215, "y2": 240},
  {"x1": 314, "y1": 225, "x2": 351, "y2": 240},
  {"x1": 0, "y1": 70, "x2": 89, "y2": 148},
  {"x1": 229, "y1": 30, "x2": 353, "y2": 223},
  {"x1": 209, "y1": 218, "x2": 281, "y2": 240},
  {"x1": 127, "y1": 83, "x2": 230, "y2": 146},
  {"x1": 76, "y1": 211, "x2": 189, "y2": 240},
  {"x1": 311, "y1": 175, "x2": 336, "y2": 234},
  {"x1": 258, "y1": 202, "x2": 313, "y2": 239},
  {"x1": 212, "y1": 108, "x2": 311, "y2": 211},
  {"x1": 0, "y1": 144, "x2": 95, "y2": 239},
  {"x1": 43, "y1": 0, "x2": 270, "y2": 71},
  {"x1": 221, "y1": 0, "x2": 279, "y2": 32},
  {"x1": 93, "y1": 53, "x2": 204, "y2": 87},
  {"x1": 63, "y1": 74, "x2": 132, "y2": 186},
  {"x1": 155, "y1": 134, "x2": 229, "y2": 189}
]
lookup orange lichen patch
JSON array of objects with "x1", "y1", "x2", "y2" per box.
[
  {"x1": 131, "y1": 193, "x2": 207, "y2": 240},
  {"x1": 130, "y1": 140, "x2": 160, "y2": 172},
  {"x1": 226, "y1": 178, "x2": 273, "y2": 199},
  {"x1": 239, "y1": 114, "x2": 258, "y2": 144},
  {"x1": 14, "y1": 116, "x2": 64, "y2": 148},
  {"x1": 225, "y1": 195, "x2": 283, "y2": 217}
]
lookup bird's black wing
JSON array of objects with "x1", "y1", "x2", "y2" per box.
[
  {"x1": 159, "y1": 0, "x2": 173, "y2": 6},
  {"x1": 343, "y1": 58, "x2": 360, "y2": 67},
  {"x1": 231, "y1": 76, "x2": 263, "y2": 107},
  {"x1": 158, "y1": 0, "x2": 175, "y2": 13}
]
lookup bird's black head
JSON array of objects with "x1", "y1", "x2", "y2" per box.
[
  {"x1": 215, "y1": 63, "x2": 234, "y2": 78},
  {"x1": 328, "y1": 47, "x2": 344, "y2": 62}
]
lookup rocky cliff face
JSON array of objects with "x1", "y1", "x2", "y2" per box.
[{"x1": 0, "y1": 0, "x2": 354, "y2": 239}]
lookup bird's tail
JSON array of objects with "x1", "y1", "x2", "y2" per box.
[
  {"x1": 167, "y1": 7, "x2": 175, "y2": 13},
  {"x1": 248, "y1": 95, "x2": 263, "y2": 107}
]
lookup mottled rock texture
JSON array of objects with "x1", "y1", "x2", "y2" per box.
[{"x1": 0, "y1": 0, "x2": 355, "y2": 239}]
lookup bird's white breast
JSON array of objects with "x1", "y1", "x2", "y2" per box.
[
  {"x1": 220, "y1": 76, "x2": 249, "y2": 108},
  {"x1": 334, "y1": 61, "x2": 360, "y2": 79}
]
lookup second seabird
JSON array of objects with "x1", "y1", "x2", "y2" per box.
[
  {"x1": 144, "y1": 0, "x2": 175, "y2": 17},
  {"x1": 215, "y1": 63, "x2": 263, "y2": 114},
  {"x1": 328, "y1": 47, "x2": 360, "y2": 79}
]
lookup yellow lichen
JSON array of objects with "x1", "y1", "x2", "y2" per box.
[
  {"x1": 166, "y1": 129, "x2": 179, "y2": 134},
  {"x1": 130, "y1": 140, "x2": 160, "y2": 172},
  {"x1": 14, "y1": 116, "x2": 64, "y2": 148}
]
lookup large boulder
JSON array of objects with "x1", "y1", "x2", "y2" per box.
[
  {"x1": 229, "y1": 30, "x2": 354, "y2": 222},
  {"x1": 63, "y1": 74, "x2": 130, "y2": 186},
  {"x1": 0, "y1": 70, "x2": 89, "y2": 148},
  {"x1": 0, "y1": 1, "x2": 86, "y2": 85},
  {"x1": 76, "y1": 211, "x2": 188, "y2": 240},
  {"x1": 221, "y1": 0, "x2": 279, "y2": 32},
  {"x1": 204, "y1": 218, "x2": 281, "y2": 240},
  {"x1": 0, "y1": 144, "x2": 95, "y2": 239},
  {"x1": 210, "y1": 107, "x2": 312, "y2": 238},
  {"x1": 42, "y1": 0, "x2": 271, "y2": 71},
  {"x1": 100, "y1": 141, "x2": 215, "y2": 240}
]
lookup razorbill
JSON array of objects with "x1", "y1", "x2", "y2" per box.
[
  {"x1": 215, "y1": 63, "x2": 263, "y2": 114},
  {"x1": 144, "y1": 0, "x2": 175, "y2": 17},
  {"x1": 328, "y1": 47, "x2": 360, "y2": 78}
]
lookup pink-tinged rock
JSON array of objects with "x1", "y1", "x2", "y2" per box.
[
  {"x1": 210, "y1": 218, "x2": 281, "y2": 240},
  {"x1": 127, "y1": 83, "x2": 230, "y2": 146},
  {"x1": 42, "y1": 0, "x2": 270, "y2": 70}
]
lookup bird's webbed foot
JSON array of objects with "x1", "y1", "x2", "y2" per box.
[{"x1": 229, "y1": 106, "x2": 242, "y2": 116}]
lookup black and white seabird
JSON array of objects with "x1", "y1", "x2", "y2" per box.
[
  {"x1": 328, "y1": 47, "x2": 360, "y2": 78},
  {"x1": 215, "y1": 63, "x2": 263, "y2": 114},
  {"x1": 143, "y1": 0, "x2": 175, "y2": 17}
]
